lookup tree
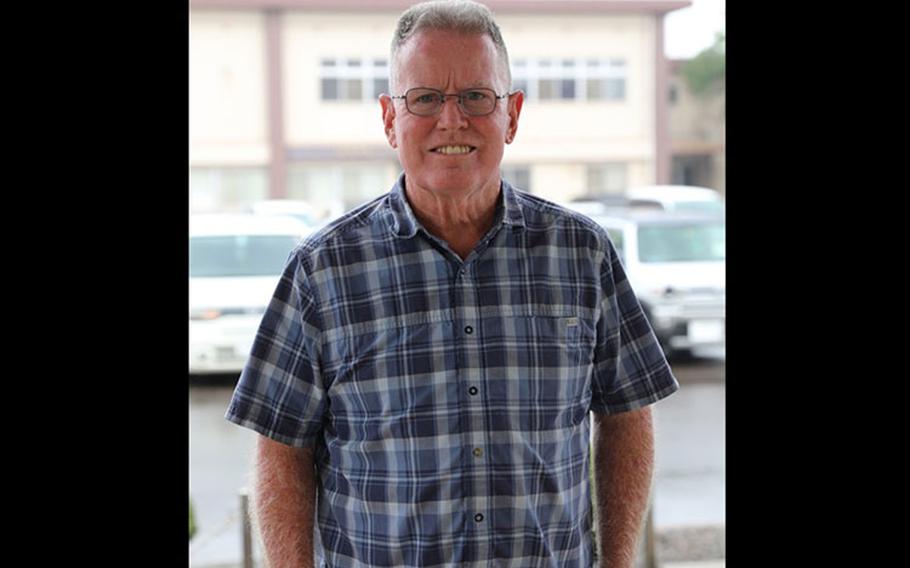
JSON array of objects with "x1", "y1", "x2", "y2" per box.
[
  {"x1": 189, "y1": 497, "x2": 197, "y2": 540},
  {"x1": 682, "y1": 31, "x2": 725, "y2": 97}
]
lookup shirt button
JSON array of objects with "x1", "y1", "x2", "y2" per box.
[
  {"x1": 469, "y1": 386, "x2": 478, "y2": 396},
  {"x1": 473, "y1": 447, "x2": 483, "y2": 458},
  {"x1": 464, "y1": 325, "x2": 473, "y2": 334},
  {"x1": 459, "y1": 268, "x2": 466, "y2": 276},
  {"x1": 474, "y1": 513, "x2": 484, "y2": 523}
]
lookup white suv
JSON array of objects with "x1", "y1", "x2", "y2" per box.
[
  {"x1": 625, "y1": 185, "x2": 724, "y2": 214},
  {"x1": 189, "y1": 214, "x2": 312, "y2": 374},
  {"x1": 588, "y1": 209, "x2": 725, "y2": 359}
]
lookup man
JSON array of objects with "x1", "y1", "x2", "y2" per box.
[{"x1": 225, "y1": 1, "x2": 679, "y2": 566}]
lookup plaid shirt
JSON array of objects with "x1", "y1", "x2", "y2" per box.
[{"x1": 225, "y1": 174, "x2": 679, "y2": 567}]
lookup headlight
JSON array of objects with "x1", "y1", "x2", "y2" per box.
[{"x1": 190, "y1": 309, "x2": 223, "y2": 321}]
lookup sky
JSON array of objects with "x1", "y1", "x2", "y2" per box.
[{"x1": 663, "y1": 0, "x2": 725, "y2": 60}]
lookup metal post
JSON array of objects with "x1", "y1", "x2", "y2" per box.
[
  {"x1": 240, "y1": 488, "x2": 255, "y2": 568},
  {"x1": 643, "y1": 501, "x2": 658, "y2": 568}
]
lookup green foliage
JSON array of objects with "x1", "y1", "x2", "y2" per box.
[
  {"x1": 682, "y1": 31, "x2": 725, "y2": 97},
  {"x1": 189, "y1": 497, "x2": 197, "y2": 541}
]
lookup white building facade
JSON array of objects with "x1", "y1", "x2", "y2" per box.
[{"x1": 190, "y1": 0, "x2": 691, "y2": 215}]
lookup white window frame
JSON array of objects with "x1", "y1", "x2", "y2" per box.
[
  {"x1": 584, "y1": 58, "x2": 627, "y2": 101},
  {"x1": 511, "y1": 57, "x2": 627, "y2": 102},
  {"x1": 319, "y1": 57, "x2": 389, "y2": 103}
]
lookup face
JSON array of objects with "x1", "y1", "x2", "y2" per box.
[{"x1": 380, "y1": 29, "x2": 523, "y2": 200}]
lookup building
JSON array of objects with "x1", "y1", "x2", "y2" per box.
[
  {"x1": 667, "y1": 57, "x2": 725, "y2": 194},
  {"x1": 190, "y1": 0, "x2": 692, "y2": 216}
]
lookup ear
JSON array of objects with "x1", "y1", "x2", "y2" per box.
[
  {"x1": 505, "y1": 90, "x2": 523, "y2": 144},
  {"x1": 379, "y1": 94, "x2": 398, "y2": 149}
]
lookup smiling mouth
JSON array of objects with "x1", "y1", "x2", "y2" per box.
[{"x1": 431, "y1": 145, "x2": 476, "y2": 155}]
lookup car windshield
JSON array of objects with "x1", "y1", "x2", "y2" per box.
[
  {"x1": 672, "y1": 201, "x2": 725, "y2": 213},
  {"x1": 190, "y1": 235, "x2": 299, "y2": 277},
  {"x1": 637, "y1": 222, "x2": 725, "y2": 263}
]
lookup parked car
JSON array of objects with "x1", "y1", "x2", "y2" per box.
[
  {"x1": 189, "y1": 214, "x2": 312, "y2": 374},
  {"x1": 246, "y1": 199, "x2": 326, "y2": 229},
  {"x1": 565, "y1": 197, "x2": 660, "y2": 218},
  {"x1": 587, "y1": 208, "x2": 725, "y2": 359},
  {"x1": 568, "y1": 185, "x2": 722, "y2": 217},
  {"x1": 624, "y1": 184, "x2": 724, "y2": 213}
]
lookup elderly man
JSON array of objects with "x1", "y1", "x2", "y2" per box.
[{"x1": 225, "y1": 1, "x2": 679, "y2": 567}]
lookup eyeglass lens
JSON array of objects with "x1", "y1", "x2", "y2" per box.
[{"x1": 405, "y1": 88, "x2": 497, "y2": 116}]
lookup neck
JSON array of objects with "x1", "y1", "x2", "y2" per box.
[{"x1": 405, "y1": 178, "x2": 501, "y2": 260}]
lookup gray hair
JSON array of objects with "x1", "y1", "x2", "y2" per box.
[{"x1": 390, "y1": 0, "x2": 511, "y2": 93}]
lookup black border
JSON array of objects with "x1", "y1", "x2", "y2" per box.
[{"x1": 42, "y1": 1, "x2": 191, "y2": 562}]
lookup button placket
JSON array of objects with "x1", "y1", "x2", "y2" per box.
[{"x1": 453, "y1": 259, "x2": 491, "y2": 557}]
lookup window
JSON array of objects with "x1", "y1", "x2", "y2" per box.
[
  {"x1": 584, "y1": 59, "x2": 626, "y2": 101},
  {"x1": 637, "y1": 222, "x2": 726, "y2": 263},
  {"x1": 510, "y1": 61, "x2": 528, "y2": 94},
  {"x1": 321, "y1": 78, "x2": 339, "y2": 100},
  {"x1": 511, "y1": 79, "x2": 528, "y2": 95},
  {"x1": 500, "y1": 164, "x2": 531, "y2": 191},
  {"x1": 287, "y1": 163, "x2": 394, "y2": 213},
  {"x1": 510, "y1": 57, "x2": 626, "y2": 102},
  {"x1": 605, "y1": 228, "x2": 625, "y2": 264},
  {"x1": 190, "y1": 235, "x2": 303, "y2": 277},
  {"x1": 586, "y1": 163, "x2": 628, "y2": 194},
  {"x1": 320, "y1": 58, "x2": 388, "y2": 102},
  {"x1": 510, "y1": 59, "x2": 529, "y2": 96},
  {"x1": 373, "y1": 78, "x2": 389, "y2": 97},
  {"x1": 190, "y1": 167, "x2": 268, "y2": 213},
  {"x1": 539, "y1": 79, "x2": 575, "y2": 100}
]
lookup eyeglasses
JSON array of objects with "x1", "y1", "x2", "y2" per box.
[{"x1": 390, "y1": 87, "x2": 510, "y2": 117}]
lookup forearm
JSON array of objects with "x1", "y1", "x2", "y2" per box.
[
  {"x1": 252, "y1": 436, "x2": 317, "y2": 568},
  {"x1": 592, "y1": 407, "x2": 654, "y2": 568}
]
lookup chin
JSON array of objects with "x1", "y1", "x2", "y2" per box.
[{"x1": 424, "y1": 173, "x2": 497, "y2": 195}]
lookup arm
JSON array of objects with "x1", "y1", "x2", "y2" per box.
[
  {"x1": 592, "y1": 406, "x2": 654, "y2": 568},
  {"x1": 252, "y1": 435, "x2": 317, "y2": 568}
]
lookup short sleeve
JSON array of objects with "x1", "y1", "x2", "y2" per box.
[
  {"x1": 590, "y1": 238, "x2": 679, "y2": 415},
  {"x1": 224, "y1": 250, "x2": 328, "y2": 447}
]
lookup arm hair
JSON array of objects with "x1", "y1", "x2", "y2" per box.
[
  {"x1": 251, "y1": 435, "x2": 317, "y2": 568},
  {"x1": 592, "y1": 406, "x2": 655, "y2": 568}
]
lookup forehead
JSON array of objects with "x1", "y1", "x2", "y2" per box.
[{"x1": 395, "y1": 29, "x2": 504, "y2": 89}]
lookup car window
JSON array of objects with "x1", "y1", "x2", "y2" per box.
[
  {"x1": 637, "y1": 222, "x2": 725, "y2": 263},
  {"x1": 605, "y1": 228, "x2": 625, "y2": 263},
  {"x1": 672, "y1": 201, "x2": 725, "y2": 213},
  {"x1": 190, "y1": 235, "x2": 300, "y2": 277}
]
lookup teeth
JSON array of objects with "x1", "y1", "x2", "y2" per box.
[{"x1": 436, "y1": 145, "x2": 472, "y2": 154}]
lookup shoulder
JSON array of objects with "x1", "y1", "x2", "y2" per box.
[
  {"x1": 512, "y1": 189, "x2": 614, "y2": 257},
  {"x1": 287, "y1": 193, "x2": 391, "y2": 271}
]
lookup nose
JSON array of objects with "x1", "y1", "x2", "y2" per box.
[{"x1": 436, "y1": 95, "x2": 469, "y2": 130}]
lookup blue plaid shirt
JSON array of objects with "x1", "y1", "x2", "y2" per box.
[{"x1": 225, "y1": 174, "x2": 679, "y2": 567}]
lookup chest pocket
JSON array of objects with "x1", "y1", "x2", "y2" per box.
[{"x1": 480, "y1": 313, "x2": 596, "y2": 431}]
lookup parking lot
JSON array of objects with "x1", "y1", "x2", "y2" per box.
[{"x1": 189, "y1": 351, "x2": 725, "y2": 567}]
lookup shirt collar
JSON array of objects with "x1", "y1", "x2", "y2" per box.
[{"x1": 387, "y1": 172, "x2": 526, "y2": 239}]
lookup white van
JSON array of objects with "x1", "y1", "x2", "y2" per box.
[
  {"x1": 625, "y1": 185, "x2": 724, "y2": 214},
  {"x1": 589, "y1": 209, "x2": 725, "y2": 359},
  {"x1": 189, "y1": 214, "x2": 312, "y2": 374}
]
